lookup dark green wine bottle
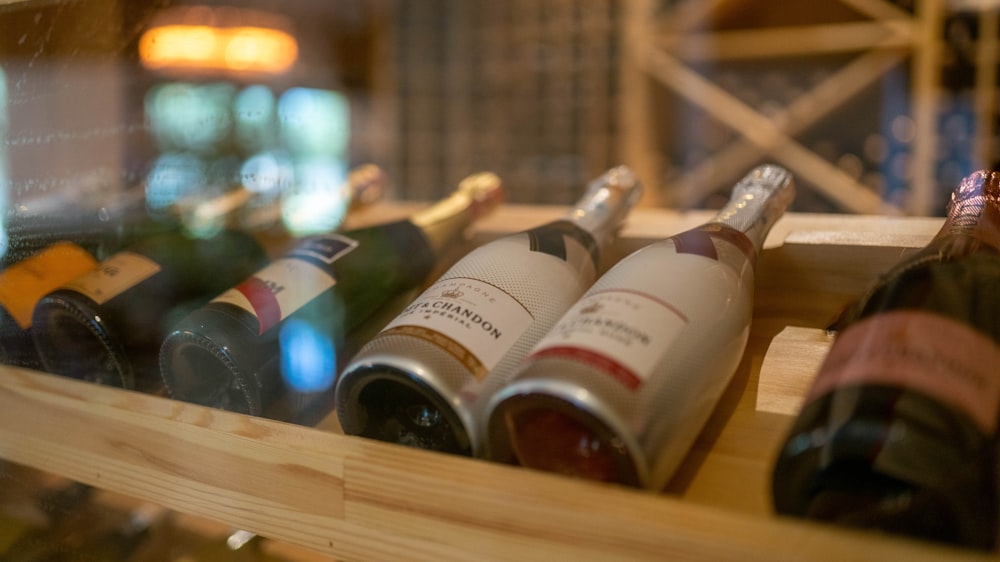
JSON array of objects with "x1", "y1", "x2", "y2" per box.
[
  {"x1": 31, "y1": 229, "x2": 268, "y2": 394},
  {"x1": 158, "y1": 173, "x2": 504, "y2": 416},
  {"x1": 0, "y1": 242, "x2": 99, "y2": 369},
  {"x1": 772, "y1": 170, "x2": 1000, "y2": 550}
]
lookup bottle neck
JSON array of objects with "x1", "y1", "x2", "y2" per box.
[
  {"x1": 937, "y1": 170, "x2": 1000, "y2": 251},
  {"x1": 410, "y1": 191, "x2": 478, "y2": 257},
  {"x1": 709, "y1": 165, "x2": 793, "y2": 253},
  {"x1": 563, "y1": 166, "x2": 642, "y2": 249}
]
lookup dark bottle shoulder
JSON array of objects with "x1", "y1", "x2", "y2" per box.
[
  {"x1": 840, "y1": 237, "x2": 1000, "y2": 335},
  {"x1": 35, "y1": 287, "x2": 101, "y2": 311},
  {"x1": 124, "y1": 229, "x2": 267, "y2": 278},
  {"x1": 521, "y1": 219, "x2": 600, "y2": 266},
  {"x1": 168, "y1": 299, "x2": 260, "y2": 339},
  {"x1": 337, "y1": 219, "x2": 438, "y2": 281},
  {"x1": 348, "y1": 219, "x2": 434, "y2": 256}
]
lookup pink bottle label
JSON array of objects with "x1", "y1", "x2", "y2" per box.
[{"x1": 807, "y1": 310, "x2": 1000, "y2": 433}]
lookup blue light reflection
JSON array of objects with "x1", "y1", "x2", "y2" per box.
[{"x1": 279, "y1": 318, "x2": 336, "y2": 392}]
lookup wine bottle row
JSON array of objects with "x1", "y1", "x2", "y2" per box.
[{"x1": 2, "y1": 164, "x2": 999, "y2": 551}]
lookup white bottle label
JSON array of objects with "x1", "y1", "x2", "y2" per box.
[
  {"x1": 381, "y1": 276, "x2": 534, "y2": 380},
  {"x1": 528, "y1": 288, "x2": 687, "y2": 389},
  {"x1": 62, "y1": 251, "x2": 161, "y2": 305},
  {"x1": 808, "y1": 310, "x2": 1000, "y2": 434},
  {"x1": 212, "y1": 258, "x2": 336, "y2": 335},
  {"x1": 212, "y1": 234, "x2": 356, "y2": 335}
]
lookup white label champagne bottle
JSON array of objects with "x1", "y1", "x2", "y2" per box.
[
  {"x1": 158, "y1": 173, "x2": 504, "y2": 416},
  {"x1": 484, "y1": 164, "x2": 794, "y2": 488},
  {"x1": 772, "y1": 170, "x2": 1000, "y2": 550},
  {"x1": 335, "y1": 166, "x2": 643, "y2": 456}
]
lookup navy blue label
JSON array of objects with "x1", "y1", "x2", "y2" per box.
[{"x1": 290, "y1": 234, "x2": 358, "y2": 268}]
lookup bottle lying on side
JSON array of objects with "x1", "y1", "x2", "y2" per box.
[
  {"x1": 485, "y1": 164, "x2": 793, "y2": 489},
  {"x1": 159, "y1": 172, "x2": 504, "y2": 416},
  {"x1": 335, "y1": 166, "x2": 643, "y2": 457},
  {"x1": 27, "y1": 164, "x2": 390, "y2": 397},
  {"x1": 0, "y1": 180, "x2": 184, "y2": 370},
  {"x1": 0, "y1": 242, "x2": 99, "y2": 369},
  {"x1": 772, "y1": 170, "x2": 1000, "y2": 551},
  {"x1": 31, "y1": 228, "x2": 269, "y2": 394},
  {"x1": 171, "y1": 162, "x2": 389, "y2": 246}
]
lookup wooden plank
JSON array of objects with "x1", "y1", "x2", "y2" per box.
[
  {"x1": 908, "y1": 0, "x2": 944, "y2": 215},
  {"x1": 837, "y1": 0, "x2": 917, "y2": 21},
  {"x1": 0, "y1": 360, "x2": 987, "y2": 561},
  {"x1": 756, "y1": 326, "x2": 834, "y2": 417},
  {"x1": 620, "y1": 0, "x2": 666, "y2": 207},
  {"x1": 658, "y1": 20, "x2": 913, "y2": 61},
  {"x1": 974, "y1": 11, "x2": 998, "y2": 170},
  {"x1": 656, "y1": 0, "x2": 730, "y2": 32}
]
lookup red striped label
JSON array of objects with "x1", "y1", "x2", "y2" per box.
[
  {"x1": 235, "y1": 276, "x2": 282, "y2": 335},
  {"x1": 672, "y1": 224, "x2": 756, "y2": 263},
  {"x1": 530, "y1": 345, "x2": 642, "y2": 390}
]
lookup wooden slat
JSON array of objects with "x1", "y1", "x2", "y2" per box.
[
  {"x1": 620, "y1": 0, "x2": 666, "y2": 207},
  {"x1": 908, "y1": 0, "x2": 945, "y2": 215},
  {"x1": 757, "y1": 326, "x2": 833, "y2": 417},
  {"x1": 656, "y1": 0, "x2": 730, "y2": 32},
  {"x1": 0, "y1": 359, "x2": 986, "y2": 561},
  {"x1": 659, "y1": 20, "x2": 913, "y2": 61},
  {"x1": 837, "y1": 0, "x2": 918, "y2": 21},
  {"x1": 974, "y1": 11, "x2": 998, "y2": 170}
]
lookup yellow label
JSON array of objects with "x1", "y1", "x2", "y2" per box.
[
  {"x1": 0, "y1": 242, "x2": 98, "y2": 329},
  {"x1": 62, "y1": 251, "x2": 161, "y2": 305}
]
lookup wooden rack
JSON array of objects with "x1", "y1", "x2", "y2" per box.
[
  {"x1": 0, "y1": 204, "x2": 993, "y2": 561},
  {"x1": 620, "y1": 0, "x2": 1000, "y2": 215}
]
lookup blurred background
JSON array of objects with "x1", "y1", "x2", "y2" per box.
[
  {"x1": 1, "y1": 0, "x2": 998, "y2": 559},
  {"x1": 1, "y1": 0, "x2": 997, "y2": 250}
]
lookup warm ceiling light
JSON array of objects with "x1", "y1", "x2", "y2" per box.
[{"x1": 139, "y1": 7, "x2": 298, "y2": 75}]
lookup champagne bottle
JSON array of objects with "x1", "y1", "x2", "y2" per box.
[
  {"x1": 159, "y1": 173, "x2": 504, "y2": 416},
  {"x1": 31, "y1": 229, "x2": 268, "y2": 394},
  {"x1": 335, "y1": 166, "x2": 642, "y2": 456},
  {"x1": 484, "y1": 164, "x2": 794, "y2": 488},
  {"x1": 0, "y1": 242, "x2": 98, "y2": 369},
  {"x1": 172, "y1": 163, "x2": 388, "y2": 244},
  {"x1": 772, "y1": 170, "x2": 1000, "y2": 550}
]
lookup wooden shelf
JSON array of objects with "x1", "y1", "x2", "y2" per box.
[{"x1": 0, "y1": 204, "x2": 993, "y2": 560}]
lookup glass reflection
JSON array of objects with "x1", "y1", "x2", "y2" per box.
[
  {"x1": 145, "y1": 82, "x2": 235, "y2": 153},
  {"x1": 233, "y1": 84, "x2": 278, "y2": 152},
  {"x1": 0, "y1": 67, "x2": 8, "y2": 260},
  {"x1": 143, "y1": 80, "x2": 351, "y2": 236},
  {"x1": 278, "y1": 87, "x2": 350, "y2": 157},
  {"x1": 279, "y1": 318, "x2": 336, "y2": 393},
  {"x1": 145, "y1": 152, "x2": 206, "y2": 215}
]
